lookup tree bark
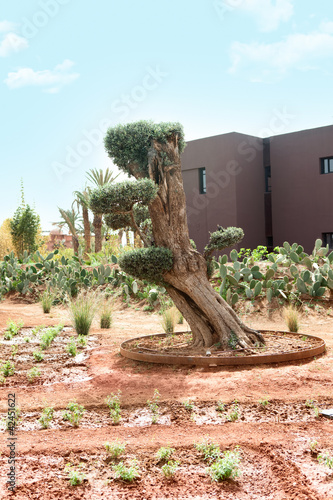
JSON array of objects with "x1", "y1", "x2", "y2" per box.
[
  {"x1": 72, "y1": 235, "x2": 79, "y2": 255},
  {"x1": 143, "y1": 134, "x2": 264, "y2": 350},
  {"x1": 93, "y1": 214, "x2": 103, "y2": 253},
  {"x1": 82, "y1": 205, "x2": 91, "y2": 258}
]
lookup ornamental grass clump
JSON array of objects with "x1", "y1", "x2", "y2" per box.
[
  {"x1": 161, "y1": 307, "x2": 178, "y2": 334},
  {"x1": 68, "y1": 291, "x2": 100, "y2": 336},
  {"x1": 100, "y1": 300, "x2": 113, "y2": 329},
  {"x1": 41, "y1": 289, "x2": 53, "y2": 314},
  {"x1": 283, "y1": 305, "x2": 300, "y2": 333}
]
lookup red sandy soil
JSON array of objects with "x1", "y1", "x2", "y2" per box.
[{"x1": 0, "y1": 297, "x2": 332, "y2": 499}]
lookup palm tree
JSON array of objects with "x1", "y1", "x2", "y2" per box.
[
  {"x1": 72, "y1": 188, "x2": 91, "y2": 257},
  {"x1": 54, "y1": 208, "x2": 82, "y2": 255},
  {"x1": 86, "y1": 168, "x2": 119, "y2": 253}
]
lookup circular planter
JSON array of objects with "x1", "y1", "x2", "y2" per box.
[{"x1": 120, "y1": 330, "x2": 326, "y2": 366}]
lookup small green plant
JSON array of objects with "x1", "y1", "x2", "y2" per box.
[
  {"x1": 305, "y1": 399, "x2": 315, "y2": 408},
  {"x1": 66, "y1": 338, "x2": 77, "y2": 357},
  {"x1": 41, "y1": 289, "x2": 53, "y2": 314},
  {"x1": 216, "y1": 400, "x2": 225, "y2": 413},
  {"x1": 161, "y1": 460, "x2": 180, "y2": 479},
  {"x1": 225, "y1": 403, "x2": 239, "y2": 422},
  {"x1": 143, "y1": 305, "x2": 154, "y2": 312},
  {"x1": 63, "y1": 401, "x2": 86, "y2": 427},
  {"x1": 283, "y1": 305, "x2": 300, "y2": 333},
  {"x1": 39, "y1": 406, "x2": 54, "y2": 429},
  {"x1": 112, "y1": 460, "x2": 140, "y2": 482},
  {"x1": 258, "y1": 398, "x2": 269, "y2": 407},
  {"x1": 0, "y1": 374, "x2": 5, "y2": 385},
  {"x1": 104, "y1": 440, "x2": 126, "y2": 459},
  {"x1": 65, "y1": 464, "x2": 86, "y2": 486},
  {"x1": 105, "y1": 391, "x2": 121, "y2": 424},
  {"x1": 156, "y1": 446, "x2": 175, "y2": 461},
  {"x1": 40, "y1": 324, "x2": 63, "y2": 350},
  {"x1": 183, "y1": 399, "x2": 195, "y2": 411},
  {"x1": 68, "y1": 290, "x2": 100, "y2": 336},
  {"x1": 301, "y1": 335, "x2": 308, "y2": 341},
  {"x1": 309, "y1": 440, "x2": 319, "y2": 454},
  {"x1": 1, "y1": 360, "x2": 15, "y2": 377},
  {"x1": 207, "y1": 448, "x2": 241, "y2": 482},
  {"x1": 4, "y1": 320, "x2": 24, "y2": 340},
  {"x1": 27, "y1": 367, "x2": 41, "y2": 383},
  {"x1": 318, "y1": 453, "x2": 333, "y2": 469},
  {"x1": 147, "y1": 389, "x2": 160, "y2": 424},
  {"x1": 31, "y1": 325, "x2": 45, "y2": 336},
  {"x1": 11, "y1": 345, "x2": 18, "y2": 359},
  {"x1": 100, "y1": 300, "x2": 113, "y2": 329},
  {"x1": 161, "y1": 307, "x2": 177, "y2": 334},
  {"x1": 33, "y1": 350, "x2": 44, "y2": 362},
  {"x1": 194, "y1": 437, "x2": 220, "y2": 461},
  {"x1": 24, "y1": 337, "x2": 30, "y2": 343},
  {"x1": 77, "y1": 335, "x2": 87, "y2": 347}
]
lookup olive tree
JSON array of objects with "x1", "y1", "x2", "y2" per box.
[{"x1": 90, "y1": 121, "x2": 264, "y2": 350}]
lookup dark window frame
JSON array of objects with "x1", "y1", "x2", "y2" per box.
[
  {"x1": 322, "y1": 232, "x2": 333, "y2": 250},
  {"x1": 199, "y1": 167, "x2": 206, "y2": 194},
  {"x1": 320, "y1": 157, "x2": 333, "y2": 175}
]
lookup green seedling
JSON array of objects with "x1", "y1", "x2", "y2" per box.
[
  {"x1": 206, "y1": 447, "x2": 241, "y2": 482},
  {"x1": 318, "y1": 453, "x2": 333, "y2": 469},
  {"x1": 258, "y1": 398, "x2": 269, "y2": 407},
  {"x1": 33, "y1": 350, "x2": 44, "y2": 362},
  {"x1": 66, "y1": 338, "x2": 77, "y2": 357},
  {"x1": 63, "y1": 401, "x2": 85, "y2": 427},
  {"x1": 194, "y1": 437, "x2": 220, "y2": 461},
  {"x1": 1, "y1": 360, "x2": 15, "y2": 377},
  {"x1": 225, "y1": 403, "x2": 239, "y2": 422},
  {"x1": 39, "y1": 406, "x2": 54, "y2": 429},
  {"x1": 77, "y1": 335, "x2": 87, "y2": 347},
  {"x1": 183, "y1": 399, "x2": 195, "y2": 411},
  {"x1": 11, "y1": 345, "x2": 18, "y2": 359},
  {"x1": 104, "y1": 441, "x2": 126, "y2": 459},
  {"x1": 31, "y1": 325, "x2": 45, "y2": 336},
  {"x1": 156, "y1": 446, "x2": 175, "y2": 461},
  {"x1": 27, "y1": 367, "x2": 41, "y2": 383},
  {"x1": 65, "y1": 464, "x2": 86, "y2": 486},
  {"x1": 309, "y1": 440, "x2": 319, "y2": 454},
  {"x1": 216, "y1": 400, "x2": 225, "y2": 412},
  {"x1": 161, "y1": 460, "x2": 179, "y2": 479},
  {"x1": 4, "y1": 320, "x2": 24, "y2": 340},
  {"x1": 105, "y1": 391, "x2": 121, "y2": 424},
  {"x1": 147, "y1": 389, "x2": 160, "y2": 424},
  {"x1": 112, "y1": 460, "x2": 140, "y2": 482},
  {"x1": 24, "y1": 337, "x2": 30, "y2": 343}
]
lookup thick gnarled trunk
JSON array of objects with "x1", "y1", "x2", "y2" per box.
[
  {"x1": 146, "y1": 135, "x2": 264, "y2": 349},
  {"x1": 93, "y1": 214, "x2": 103, "y2": 253},
  {"x1": 82, "y1": 206, "x2": 91, "y2": 258}
]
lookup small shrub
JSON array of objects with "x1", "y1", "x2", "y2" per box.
[
  {"x1": 66, "y1": 338, "x2": 77, "y2": 357},
  {"x1": 183, "y1": 399, "x2": 195, "y2": 411},
  {"x1": 39, "y1": 406, "x2": 54, "y2": 429},
  {"x1": 1, "y1": 360, "x2": 15, "y2": 377},
  {"x1": 68, "y1": 291, "x2": 100, "y2": 336},
  {"x1": 65, "y1": 464, "x2": 86, "y2": 486},
  {"x1": 27, "y1": 367, "x2": 41, "y2": 383},
  {"x1": 33, "y1": 350, "x2": 44, "y2": 362},
  {"x1": 207, "y1": 448, "x2": 241, "y2": 482},
  {"x1": 63, "y1": 401, "x2": 85, "y2": 427},
  {"x1": 156, "y1": 446, "x2": 175, "y2": 461},
  {"x1": 318, "y1": 453, "x2": 333, "y2": 469},
  {"x1": 226, "y1": 403, "x2": 239, "y2": 422},
  {"x1": 31, "y1": 325, "x2": 45, "y2": 336},
  {"x1": 77, "y1": 335, "x2": 87, "y2": 347},
  {"x1": 112, "y1": 460, "x2": 140, "y2": 482},
  {"x1": 161, "y1": 307, "x2": 177, "y2": 334},
  {"x1": 161, "y1": 460, "x2": 179, "y2": 479},
  {"x1": 147, "y1": 389, "x2": 160, "y2": 424},
  {"x1": 4, "y1": 320, "x2": 24, "y2": 340},
  {"x1": 41, "y1": 289, "x2": 53, "y2": 314},
  {"x1": 100, "y1": 301, "x2": 113, "y2": 329},
  {"x1": 40, "y1": 325, "x2": 62, "y2": 350},
  {"x1": 105, "y1": 441, "x2": 126, "y2": 458},
  {"x1": 105, "y1": 391, "x2": 121, "y2": 424},
  {"x1": 216, "y1": 400, "x2": 225, "y2": 413},
  {"x1": 258, "y1": 398, "x2": 269, "y2": 407},
  {"x1": 283, "y1": 305, "x2": 300, "y2": 333},
  {"x1": 194, "y1": 437, "x2": 220, "y2": 461}
]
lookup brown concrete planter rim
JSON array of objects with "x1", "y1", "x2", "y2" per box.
[{"x1": 120, "y1": 330, "x2": 326, "y2": 366}]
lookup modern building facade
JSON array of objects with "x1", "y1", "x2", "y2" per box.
[{"x1": 181, "y1": 125, "x2": 333, "y2": 254}]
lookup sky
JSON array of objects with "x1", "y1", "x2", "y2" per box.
[{"x1": 1, "y1": 0, "x2": 333, "y2": 231}]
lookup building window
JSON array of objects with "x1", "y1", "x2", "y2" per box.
[
  {"x1": 265, "y1": 165, "x2": 271, "y2": 192},
  {"x1": 323, "y1": 233, "x2": 333, "y2": 249},
  {"x1": 320, "y1": 157, "x2": 333, "y2": 174},
  {"x1": 199, "y1": 167, "x2": 206, "y2": 194}
]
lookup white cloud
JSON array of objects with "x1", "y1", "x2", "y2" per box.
[
  {"x1": 229, "y1": 25, "x2": 333, "y2": 82},
  {"x1": 236, "y1": 0, "x2": 294, "y2": 32},
  {"x1": 4, "y1": 59, "x2": 80, "y2": 92},
  {"x1": 0, "y1": 20, "x2": 28, "y2": 57}
]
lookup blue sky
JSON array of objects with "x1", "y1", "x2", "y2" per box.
[{"x1": 1, "y1": 0, "x2": 333, "y2": 230}]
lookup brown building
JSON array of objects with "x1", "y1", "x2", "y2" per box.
[{"x1": 181, "y1": 125, "x2": 333, "y2": 254}]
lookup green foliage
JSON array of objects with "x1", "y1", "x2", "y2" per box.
[
  {"x1": 225, "y1": 403, "x2": 239, "y2": 422},
  {"x1": 206, "y1": 448, "x2": 241, "y2": 482},
  {"x1": 147, "y1": 389, "x2": 160, "y2": 424},
  {"x1": 68, "y1": 291, "x2": 100, "y2": 336},
  {"x1": 41, "y1": 289, "x2": 53, "y2": 313},
  {"x1": 100, "y1": 300, "x2": 113, "y2": 329},
  {"x1": 33, "y1": 350, "x2": 44, "y2": 362},
  {"x1": 161, "y1": 460, "x2": 180, "y2": 479},
  {"x1": 40, "y1": 324, "x2": 62, "y2": 350},
  {"x1": 89, "y1": 179, "x2": 158, "y2": 215},
  {"x1": 105, "y1": 440, "x2": 126, "y2": 458},
  {"x1": 10, "y1": 204, "x2": 40, "y2": 257},
  {"x1": 63, "y1": 401, "x2": 86, "y2": 427},
  {"x1": 161, "y1": 307, "x2": 177, "y2": 333},
  {"x1": 156, "y1": 447, "x2": 175, "y2": 461},
  {"x1": 104, "y1": 120, "x2": 186, "y2": 176},
  {"x1": 183, "y1": 399, "x2": 195, "y2": 411},
  {"x1": 112, "y1": 460, "x2": 140, "y2": 482},
  {"x1": 4, "y1": 319, "x2": 24, "y2": 340},
  {"x1": 39, "y1": 406, "x2": 54, "y2": 429},
  {"x1": 204, "y1": 226, "x2": 244, "y2": 258},
  {"x1": 66, "y1": 338, "x2": 77, "y2": 357},
  {"x1": 105, "y1": 203, "x2": 150, "y2": 231},
  {"x1": 27, "y1": 367, "x2": 41, "y2": 383},
  {"x1": 65, "y1": 464, "x2": 86, "y2": 486},
  {"x1": 318, "y1": 453, "x2": 333, "y2": 469},
  {"x1": 105, "y1": 391, "x2": 121, "y2": 424},
  {"x1": 194, "y1": 437, "x2": 220, "y2": 461},
  {"x1": 216, "y1": 400, "x2": 225, "y2": 412},
  {"x1": 1, "y1": 360, "x2": 15, "y2": 377},
  {"x1": 118, "y1": 246, "x2": 173, "y2": 283}
]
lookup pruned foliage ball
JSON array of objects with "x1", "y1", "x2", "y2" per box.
[
  {"x1": 118, "y1": 247, "x2": 173, "y2": 283},
  {"x1": 204, "y1": 226, "x2": 244, "y2": 257},
  {"x1": 104, "y1": 121, "x2": 186, "y2": 176},
  {"x1": 104, "y1": 204, "x2": 150, "y2": 231},
  {"x1": 89, "y1": 179, "x2": 158, "y2": 215}
]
